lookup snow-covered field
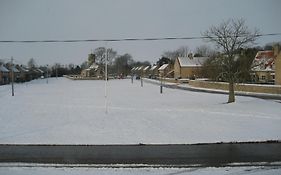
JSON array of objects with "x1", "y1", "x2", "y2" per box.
[
  {"x1": 0, "y1": 165, "x2": 280, "y2": 175},
  {"x1": 0, "y1": 77, "x2": 280, "y2": 144}
]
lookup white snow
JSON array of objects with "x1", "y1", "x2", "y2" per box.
[
  {"x1": 177, "y1": 57, "x2": 209, "y2": 67},
  {"x1": 0, "y1": 77, "x2": 281, "y2": 144},
  {"x1": 0, "y1": 164, "x2": 280, "y2": 175},
  {"x1": 158, "y1": 64, "x2": 169, "y2": 70}
]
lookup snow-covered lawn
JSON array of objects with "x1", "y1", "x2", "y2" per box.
[
  {"x1": 1, "y1": 165, "x2": 281, "y2": 175},
  {"x1": 0, "y1": 77, "x2": 280, "y2": 144}
]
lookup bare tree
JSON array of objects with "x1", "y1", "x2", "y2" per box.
[
  {"x1": 94, "y1": 47, "x2": 117, "y2": 65},
  {"x1": 162, "y1": 46, "x2": 190, "y2": 60},
  {"x1": 27, "y1": 58, "x2": 36, "y2": 69},
  {"x1": 114, "y1": 53, "x2": 134, "y2": 75},
  {"x1": 202, "y1": 18, "x2": 259, "y2": 103},
  {"x1": 194, "y1": 45, "x2": 215, "y2": 57}
]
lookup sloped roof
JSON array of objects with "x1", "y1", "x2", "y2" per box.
[
  {"x1": 18, "y1": 66, "x2": 29, "y2": 72},
  {"x1": 158, "y1": 64, "x2": 169, "y2": 70},
  {"x1": 36, "y1": 68, "x2": 44, "y2": 73},
  {"x1": 11, "y1": 67, "x2": 20, "y2": 73},
  {"x1": 0, "y1": 65, "x2": 9, "y2": 72},
  {"x1": 143, "y1": 66, "x2": 150, "y2": 71},
  {"x1": 86, "y1": 63, "x2": 99, "y2": 71},
  {"x1": 137, "y1": 66, "x2": 144, "y2": 70},
  {"x1": 150, "y1": 65, "x2": 158, "y2": 71},
  {"x1": 251, "y1": 51, "x2": 275, "y2": 72},
  {"x1": 177, "y1": 57, "x2": 209, "y2": 67}
]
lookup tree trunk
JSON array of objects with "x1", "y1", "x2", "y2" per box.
[{"x1": 228, "y1": 79, "x2": 235, "y2": 103}]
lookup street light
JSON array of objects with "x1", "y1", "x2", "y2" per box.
[
  {"x1": 46, "y1": 64, "x2": 49, "y2": 84},
  {"x1": 160, "y1": 73, "x2": 163, "y2": 94},
  {"x1": 11, "y1": 57, "x2": 14, "y2": 96}
]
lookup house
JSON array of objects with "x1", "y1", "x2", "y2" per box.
[
  {"x1": 81, "y1": 62, "x2": 101, "y2": 77},
  {"x1": 158, "y1": 64, "x2": 173, "y2": 77},
  {"x1": 251, "y1": 50, "x2": 275, "y2": 83},
  {"x1": 149, "y1": 65, "x2": 159, "y2": 78},
  {"x1": 142, "y1": 66, "x2": 150, "y2": 77},
  {"x1": 174, "y1": 56, "x2": 209, "y2": 79},
  {"x1": 251, "y1": 45, "x2": 281, "y2": 84},
  {"x1": 29, "y1": 68, "x2": 42, "y2": 80},
  {"x1": 131, "y1": 67, "x2": 136, "y2": 74},
  {"x1": 273, "y1": 45, "x2": 281, "y2": 85},
  {"x1": 0, "y1": 65, "x2": 10, "y2": 85},
  {"x1": 17, "y1": 65, "x2": 30, "y2": 82},
  {"x1": 8, "y1": 66, "x2": 21, "y2": 82},
  {"x1": 136, "y1": 66, "x2": 144, "y2": 77},
  {"x1": 81, "y1": 53, "x2": 102, "y2": 78},
  {"x1": 36, "y1": 68, "x2": 44, "y2": 78}
]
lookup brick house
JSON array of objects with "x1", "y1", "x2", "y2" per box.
[
  {"x1": 0, "y1": 65, "x2": 10, "y2": 85},
  {"x1": 174, "y1": 56, "x2": 209, "y2": 79}
]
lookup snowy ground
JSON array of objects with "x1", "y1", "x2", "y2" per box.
[
  {"x1": 0, "y1": 77, "x2": 280, "y2": 144},
  {"x1": 0, "y1": 165, "x2": 280, "y2": 175}
]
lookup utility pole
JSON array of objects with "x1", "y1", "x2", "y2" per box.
[
  {"x1": 46, "y1": 64, "x2": 49, "y2": 84},
  {"x1": 56, "y1": 65, "x2": 58, "y2": 79},
  {"x1": 141, "y1": 71, "x2": 143, "y2": 87},
  {"x1": 160, "y1": 74, "x2": 163, "y2": 94},
  {"x1": 11, "y1": 57, "x2": 14, "y2": 96},
  {"x1": 105, "y1": 48, "x2": 108, "y2": 114}
]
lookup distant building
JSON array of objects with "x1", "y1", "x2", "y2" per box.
[
  {"x1": 81, "y1": 53, "x2": 102, "y2": 78},
  {"x1": 274, "y1": 45, "x2": 281, "y2": 85},
  {"x1": 17, "y1": 65, "x2": 30, "y2": 82},
  {"x1": 174, "y1": 56, "x2": 209, "y2": 79},
  {"x1": 133, "y1": 66, "x2": 144, "y2": 77},
  {"x1": 158, "y1": 64, "x2": 173, "y2": 77},
  {"x1": 81, "y1": 63, "x2": 101, "y2": 77},
  {"x1": 0, "y1": 65, "x2": 10, "y2": 85},
  {"x1": 251, "y1": 50, "x2": 275, "y2": 83},
  {"x1": 142, "y1": 66, "x2": 150, "y2": 77},
  {"x1": 8, "y1": 66, "x2": 20, "y2": 82},
  {"x1": 149, "y1": 65, "x2": 159, "y2": 78}
]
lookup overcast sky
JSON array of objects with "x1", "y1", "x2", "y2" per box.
[{"x1": 0, "y1": 0, "x2": 281, "y2": 65}]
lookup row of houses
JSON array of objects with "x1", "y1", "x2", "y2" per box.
[
  {"x1": 131, "y1": 45, "x2": 281, "y2": 85},
  {"x1": 0, "y1": 64, "x2": 45, "y2": 85},
  {"x1": 131, "y1": 55, "x2": 209, "y2": 80},
  {"x1": 131, "y1": 65, "x2": 159, "y2": 78}
]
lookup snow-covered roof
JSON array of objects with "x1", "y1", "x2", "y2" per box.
[
  {"x1": 177, "y1": 57, "x2": 209, "y2": 67},
  {"x1": 158, "y1": 64, "x2": 169, "y2": 70},
  {"x1": 11, "y1": 67, "x2": 20, "y2": 73},
  {"x1": 150, "y1": 65, "x2": 158, "y2": 71},
  {"x1": 37, "y1": 68, "x2": 44, "y2": 73},
  {"x1": 0, "y1": 65, "x2": 9, "y2": 72},
  {"x1": 86, "y1": 63, "x2": 99, "y2": 71},
  {"x1": 251, "y1": 51, "x2": 275, "y2": 72},
  {"x1": 143, "y1": 66, "x2": 150, "y2": 71},
  {"x1": 137, "y1": 66, "x2": 143, "y2": 71},
  {"x1": 131, "y1": 67, "x2": 136, "y2": 71},
  {"x1": 19, "y1": 66, "x2": 29, "y2": 72}
]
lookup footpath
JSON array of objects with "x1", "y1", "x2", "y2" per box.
[{"x1": 143, "y1": 78, "x2": 281, "y2": 100}]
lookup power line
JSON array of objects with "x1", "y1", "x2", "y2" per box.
[{"x1": 0, "y1": 33, "x2": 280, "y2": 43}]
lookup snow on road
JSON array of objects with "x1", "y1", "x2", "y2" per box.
[{"x1": 0, "y1": 77, "x2": 280, "y2": 144}]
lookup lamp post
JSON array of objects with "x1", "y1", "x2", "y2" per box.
[
  {"x1": 46, "y1": 64, "x2": 49, "y2": 84},
  {"x1": 160, "y1": 73, "x2": 163, "y2": 94},
  {"x1": 105, "y1": 48, "x2": 108, "y2": 114},
  {"x1": 141, "y1": 70, "x2": 143, "y2": 87},
  {"x1": 56, "y1": 64, "x2": 58, "y2": 79},
  {"x1": 11, "y1": 57, "x2": 14, "y2": 96}
]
